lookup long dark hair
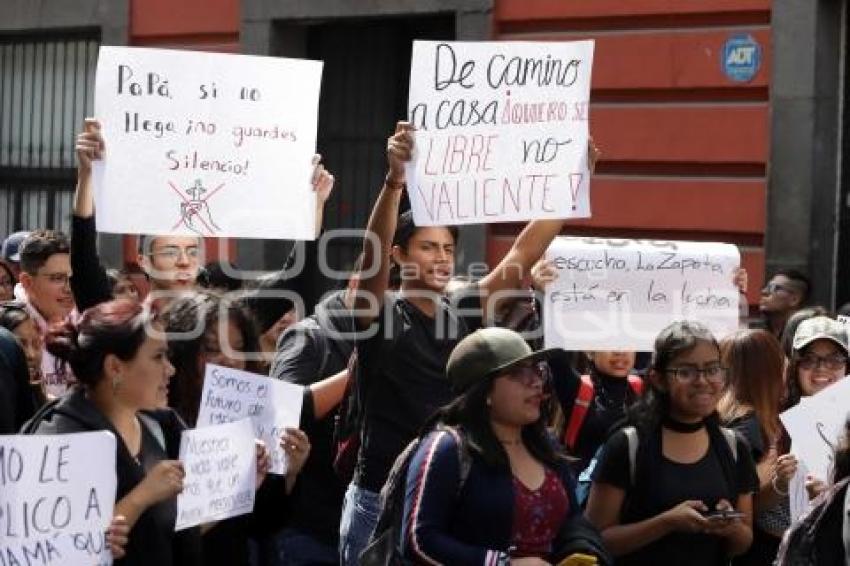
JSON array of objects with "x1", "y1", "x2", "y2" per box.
[
  {"x1": 425, "y1": 373, "x2": 561, "y2": 471},
  {"x1": 162, "y1": 291, "x2": 259, "y2": 426},
  {"x1": 45, "y1": 300, "x2": 153, "y2": 388}
]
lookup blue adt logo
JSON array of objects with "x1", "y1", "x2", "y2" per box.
[{"x1": 722, "y1": 34, "x2": 761, "y2": 82}]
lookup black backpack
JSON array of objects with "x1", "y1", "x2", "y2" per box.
[
  {"x1": 775, "y1": 478, "x2": 850, "y2": 566},
  {"x1": 359, "y1": 426, "x2": 472, "y2": 566}
]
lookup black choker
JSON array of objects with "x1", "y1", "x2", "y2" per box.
[{"x1": 662, "y1": 416, "x2": 705, "y2": 433}]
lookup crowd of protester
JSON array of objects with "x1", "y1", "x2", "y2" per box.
[{"x1": 0, "y1": 117, "x2": 848, "y2": 566}]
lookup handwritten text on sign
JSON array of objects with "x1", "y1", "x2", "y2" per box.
[
  {"x1": 176, "y1": 419, "x2": 256, "y2": 531},
  {"x1": 196, "y1": 364, "x2": 303, "y2": 475},
  {"x1": 93, "y1": 47, "x2": 322, "y2": 239},
  {"x1": 405, "y1": 40, "x2": 594, "y2": 226},
  {"x1": 0, "y1": 432, "x2": 117, "y2": 566},
  {"x1": 544, "y1": 237, "x2": 740, "y2": 351}
]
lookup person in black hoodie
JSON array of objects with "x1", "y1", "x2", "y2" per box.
[
  {"x1": 25, "y1": 299, "x2": 202, "y2": 566},
  {"x1": 267, "y1": 264, "x2": 360, "y2": 565}
]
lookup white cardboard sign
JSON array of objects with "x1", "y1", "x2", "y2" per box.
[
  {"x1": 780, "y1": 377, "x2": 850, "y2": 483},
  {"x1": 406, "y1": 40, "x2": 594, "y2": 226},
  {"x1": 0, "y1": 431, "x2": 117, "y2": 566},
  {"x1": 543, "y1": 237, "x2": 741, "y2": 351},
  {"x1": 175, "y1": 419, "x2": 256, "y2": 531},
  {"x1": 93, "y1": 46, "x2": 323, "y2": 239},
  {"x1": 196, "y1": 364, "x2": 303, "y2": 475}
]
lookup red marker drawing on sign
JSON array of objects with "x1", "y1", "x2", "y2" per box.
[
  {"x1": 169, "y1": 179, "x2": 224, "y2": 236},
  {"x1": 569, "y1": 173, "x2": 583, "y2": 211}
]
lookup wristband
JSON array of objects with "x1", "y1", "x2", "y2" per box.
[{"x1": 384, "y1": 175, "x2": 406, "y2": 191}]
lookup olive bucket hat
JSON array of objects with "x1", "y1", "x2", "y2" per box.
[{"x1": 446, "y1": 327, "x2": 568, "y2": 393}]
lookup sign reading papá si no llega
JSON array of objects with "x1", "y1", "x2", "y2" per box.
[
  {"x1": 0, "y1": 431, "x2": 117, "y2": 566},
  {"x1": 406, "y1": 40, "x2": 594, "y2": 226},
  {"x1": 544, "y1": 238, "x2": 741, "y2": 351},
  {"x1": 93, "y1": 47, "x2": 323, "y2": 240}
]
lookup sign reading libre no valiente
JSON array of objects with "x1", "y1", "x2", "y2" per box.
[{"x1": 406, "y1": 40, "x2": 595, "y2": 226}]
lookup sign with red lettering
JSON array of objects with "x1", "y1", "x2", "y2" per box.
[
  {"x1": 0, "y1": 432, "x2": 117, "y2": 566},
  {"x1": 93, "y1": 47, "x2": 323, "y2": 239},
  {"x1": 406, "y1": 40, "x2": 594, "y2": 226},
  {"x1": 544, "y1": 237, "x2": 741, "y2": 351}
]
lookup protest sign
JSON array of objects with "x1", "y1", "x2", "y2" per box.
[
  {"x1": 93, "y1": 46, "x2": 323, "y2": 239},
  {"x1": 788, "y1": 462, "x2": 810, "y2": 523},
  {"x1": 0, "y1": 431, "x2": 117, "y2": 566},
  {"x1": 780, "y1": 377, "x2": 850, "y2": 482},
  {"x1": 406, "y1": 40, "x2": 594, "y2": 226},
  {"x1": 176, "y1": 419, "x2": 256, "y2": 531},
  {"x1": 543, "y1": 237, "x2": 740, "y2": 351},
  {"x1": 196, "y1": 364, "x2": 303, "y2": 475}
]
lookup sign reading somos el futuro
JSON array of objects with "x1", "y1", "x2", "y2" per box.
[
  {"x1": 196, "y1": 364, "x2": 303, "y2": 476},
  {"x1": 544, "y1": 237, "x2": 741, "y2": 351},
  {"x1": 0, "y1": 431, "x2": 117, "y2": 566},
  {"x1": 406, "y1": 40, "x2": 594, "y2": 226},
  {"x1": 93, "y1": 46, "x2": 323, "y2": 240}
]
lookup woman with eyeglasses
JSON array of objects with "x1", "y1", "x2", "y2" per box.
[
  {"x1": 781, "y1": 316, "x2": 849, "y2": 499},
  {"x1": 397, "y1": 328, "x2": 611, "y2": 566},
  {"x1": 585, "y1": 321, "x2": 758, "y2": 565}
]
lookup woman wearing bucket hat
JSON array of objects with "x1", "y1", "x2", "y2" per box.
[{"x1": 398, "y1": 327, "x2": 611, "y2": 565}]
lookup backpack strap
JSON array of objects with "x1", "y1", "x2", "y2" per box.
[
  {"x1": 138, "y1": 413, "x2": 166, "y2": 452},
  {"x1": 623, "y1": 426, "x2": 639, "y2": 487},
  {"x1": 719, "y1": 427, "x2": 738, "y2": 462},
  {"x1": 626, "y1": 374, "x2": 644, "y2": 396},
  {"x1": 442, "y1": 426, "x2": 472, "y2": 493},
  {"x1": 563, "y1": 375, "x2": 594, "y2": 451},
  {"x1": 842, "y1": 483, "x2": 850, "y2": 560}
]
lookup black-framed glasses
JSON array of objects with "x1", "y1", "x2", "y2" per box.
[
  {"x1": 798, "y1": 354, "x2": 848, "y2": 371},
  {"x1": 665, "y1": 364, "x2": 728, "y2": 384}
]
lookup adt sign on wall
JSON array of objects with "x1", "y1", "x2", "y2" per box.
[{"x1": 722, "y1": 34, "x2": 761, "y2": 82}]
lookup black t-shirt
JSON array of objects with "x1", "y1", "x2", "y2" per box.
[
  {"x1": 593, "y1": 427, "x2": 758, "y2": 566},
  {"x1": 354, "y1": 288, "x2": 482, "y2": 492},
  {"x1": 728, "y1": 413, "x2": 765, "y2": 463}
]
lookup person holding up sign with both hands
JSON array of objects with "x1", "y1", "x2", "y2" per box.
[
  {"x1": 340, "y1": 122, "x2": 599, "y2": 565},
  {"x1": 23, "y1": 299, "x2": 271, "y2": 566},
  {"x1": 71, "y1": 118, "x2": 335, "y2": 313}
]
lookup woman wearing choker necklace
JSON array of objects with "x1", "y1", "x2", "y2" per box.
[
  {"x1": 398, "y1": 328, "x2": 611, "y2": 565},
  {"x1": 585, "y1": 321, "x2": 758, "y2": 565}
]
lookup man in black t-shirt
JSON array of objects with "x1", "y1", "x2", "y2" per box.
[{"x1": 339, "y1": 122, "x2": 589, "y2": 565}]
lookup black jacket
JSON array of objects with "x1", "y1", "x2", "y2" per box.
[{"x1": 23, "y1": 388, "x2": 202, "y2": 566}]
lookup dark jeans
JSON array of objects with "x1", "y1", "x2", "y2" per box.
[{"x1": 272, "y1": 528, "x2": 337, "y2": 566}]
